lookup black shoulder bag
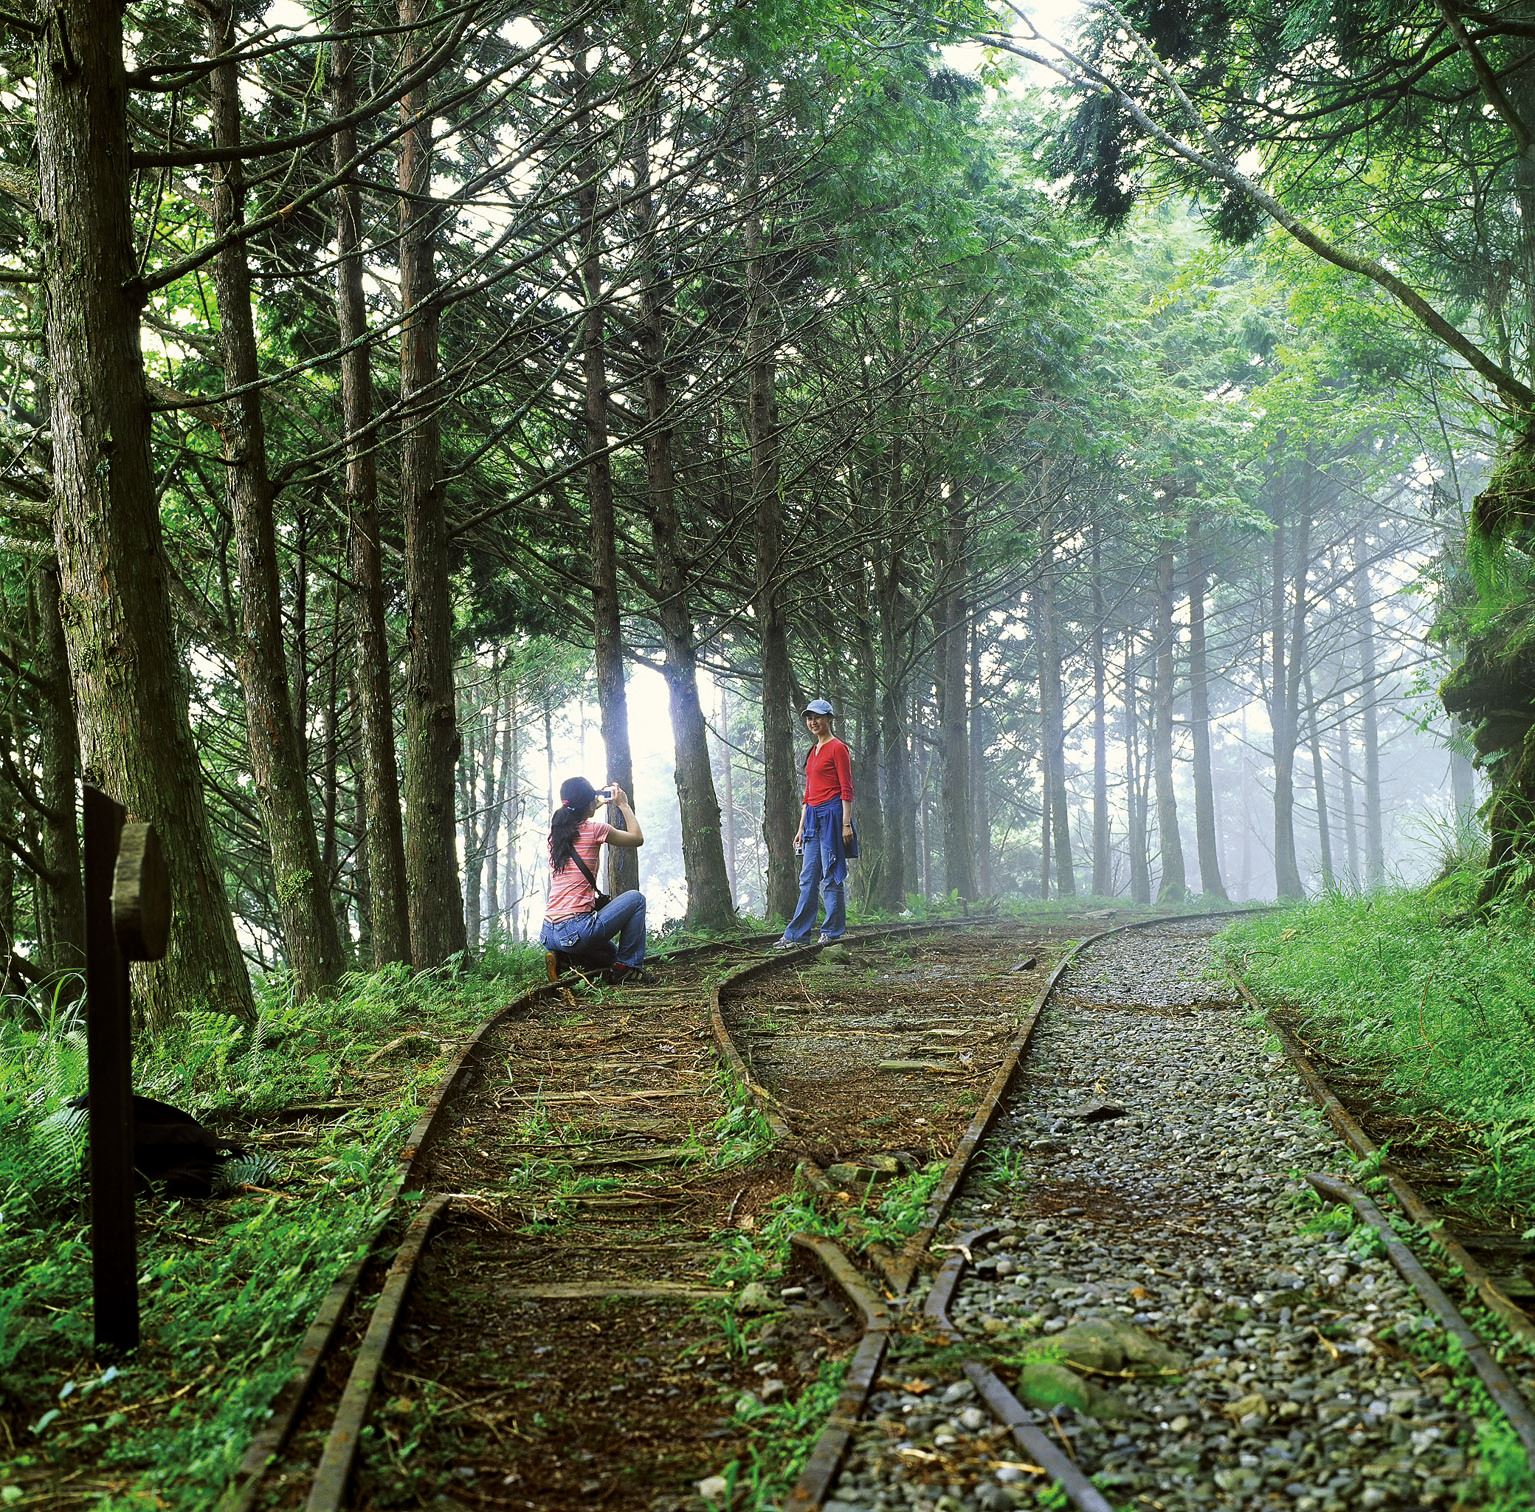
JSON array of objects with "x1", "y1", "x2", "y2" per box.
[{"x1": 569, "y1": 850, "x2": 612, "y2": 913}]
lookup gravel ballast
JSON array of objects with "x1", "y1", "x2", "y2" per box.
[{"x1": 832, "y1": 918, "x2": 1529, "y2": 1511}]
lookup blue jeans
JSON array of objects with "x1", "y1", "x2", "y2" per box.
[
  {"x1": 784, "y1": 800, "x2": 847, "y2": 941},
  {"x1": 540, "y1": 889, "x2": 647, "y2": 968}
]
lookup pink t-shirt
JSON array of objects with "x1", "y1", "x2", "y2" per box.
[{"x1": 545, "y1": 818, "x2": 613, "y2": 923}]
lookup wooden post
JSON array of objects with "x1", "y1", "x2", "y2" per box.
[
  {"x1": 84, "y1": 785, "x2": 135, "y2": 1356},
  {"x1": 84, "y1": 788, "x2": 172, "y2": 1356}
]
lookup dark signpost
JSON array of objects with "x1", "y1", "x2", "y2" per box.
[{"x1": 83, "y1": 784, "x2": 172, "y2": 1356}]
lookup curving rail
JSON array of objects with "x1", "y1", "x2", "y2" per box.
[
  {"x1": 221, "y1": 917, "x2": 989, "y2": 1511},
  {"x1": 761, "y1": 910, "x2": 1535, "y2": 1512}
]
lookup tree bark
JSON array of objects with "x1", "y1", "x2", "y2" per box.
[
  {"x1": 206, "y1": 0, "x2": 345, "y2": 997},
  {"x1": 939, "y1": 493, "x2": 976, "y2": 899},
  {"x1": 1033, "y1": 533, "x2": 1075, "y2": 897},
  {"x1": 1335, "y1": 698, "x2": 1360, "y2": 886},
  {"x1": 1124, "y1": 629, "x2": 1151, "y2": 904},
  {"x1": 875, "y1": 555, "x2": 913, "y2": 910},
  {"x1": 969, "y1": 617, "x2": 993, "y2": 896},
  {"x1": 1304, "y1": 666, "x2": 1335, "y2": 890},
  {"x1": 1090, "y1": 523, "x2": 1111, "y2": 896},
  {"x1": 459, "y1": 691, "x2": 483, "y2": 953},
  {"x1": 743, "y1": 93, "x2": 797, "y2": 922},
  {"x1": 1152, "y1": 534, "x2": 1187, "y2": 900},
  {"x1": 718, "y1": 682, "x2": 739, "y2": 906},
  {"x1": 1270, "y1": 474, "x2": 1314, "y2": 901},
  {"x1": 398, "y1": 0, "x2": 466, "y2": 964},
  {"x1": 35, "y1": 564, "x2": 85, "y2": 979},
  {"x1": 630, "y1": 116, "x2": 734, "y2": 931},
  {"x1": 1185, "y1": 516, "x2": 1227, "y2": 899},
  {"x1": 1352, "y1": 530, "x2": 1385, "y2": 886},
  {"x1": 571, "y1": 34, "x2": 638, "y2": 899},
  {"x1": 38, "y1": 0, "x2": 253, "y2": 1024},
  {"x1": 849, "y1": 579, "x2": 885, "y2": 911},
  {"x1": 334, "y1": 0, "x2": 410, "y2": 966}
]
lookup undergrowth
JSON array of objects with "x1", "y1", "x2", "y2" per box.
[
  {"x1": 1218, "y1": 884, "x2": 1535, "y2": 1219},
  {"x1": 0, "y1": 944, "x2": 546, "y2": 1509}
]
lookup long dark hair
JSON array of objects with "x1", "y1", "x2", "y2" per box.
[{"x1": 550, "y1": 776, "x2": 599, "y2": 871}]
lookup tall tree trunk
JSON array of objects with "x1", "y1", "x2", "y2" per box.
[
  {"x1": 1124, "y1": 630, "x2": 1151, "y2": 904},
  {"x1": 398, "y1": 0, "x2": 466, "y2": 964},
  {"x1": 353, "y1": 766, "x2": 372, "y2": 960},
  {"x1": 204, "y1": 0, "x2": 345, "y2": 997},
  {"x1": 1276, "y1": 475, "x2": 1317, "y2": 900},
  {"x1": 630, "y1": 118, "x2": 734, "y2": 931},
  {"x1": 875, "y1": 559, "x2": 913, "y2": 910},
  {"x1": 1038, "y1": 694, "x2": 1052, "y2": 902},
  {"x1": 1352, "y1": 531, "x2": 1385, "y2": 886},
  {"x1": 969, "y1": 617, "x2": 992, "y2": 896},
  {"x1": 38, "y1": 0, "x2": 253, "y2": 1023},
  {"x1": 1264, "y1": 485, "x2": 1301, "y2": 896},
  {"x1": 1335, "y1": 699, "x2": 1360, "y2": 887},
  {"x1": 743, "y1": 95, "x2": 797, "y2": 921},
  {"x1": 850, "y1": 576, "x2": 886, "y2": 910},
  {"x1": 718, "y1": 683, "x2": 739, "y2": 905},
  {"x1": 1152, "y1": 535, "x2": 1187, "y2": 900},
  {"x1": 1185, "y1": 516, "x2": 1227, "y2": 899},
  {"x1": 1090, "y1": 524, "x2": 1111, "y2": 896},
  {"x1": 939, "y1": 494, "x2": 976, "y2": 899},
  {"x1": 459, "y1": 694, "x2": 483, "y2": 953},
  {"x1": 334, "y1": 0, "x2": 410, "y2": 965},
  {"x1": 320, "y1": 581, "x2": 346, "y2": 950},
  {"x1": 483, "y1": 679, "x2": 510, "y2": 943},
  {"x1": 1304, "y1": 666, "x2": 1335, "y2": 890},
  {"x1": 571, "y1": 35, "x2": 638, "y2": 898},
  {"x1": 36, "y1": 564, "x2": 85, "y2": 979},
  {"x1": 1033, "y1": 535, "x2": 1075, "y2": 896}
]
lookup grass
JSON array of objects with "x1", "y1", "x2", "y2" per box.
[
  {"x1": 714, "y1": 1358, "x2": 848, "y2": 1508},
  {"x1": 0, "y1": 943, "x2": 548, "y2": 1509},
  {"x1": 1218, "y1": 883, "x2": 1535, "y2": 1220}
]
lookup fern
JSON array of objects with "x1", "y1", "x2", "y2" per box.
[
  {"x1": 31, "y1": 1103, "x2": 87, "y2": 1185},
  {"x1": 216, "y1": 1152, "x2": 279, "y2": 1192}
]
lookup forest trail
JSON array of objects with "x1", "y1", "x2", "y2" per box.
[{"x1": 250, "y1": 923, "x2": 1074, "y2": 1509}]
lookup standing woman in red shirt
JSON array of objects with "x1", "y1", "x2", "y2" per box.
[{"x1": 775, "y1": 698, "x2": 855, "y2": 946}]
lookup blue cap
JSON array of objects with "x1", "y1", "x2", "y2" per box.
[{"x1": 803, "y1": 698, "x2": 835, "y2": 716}]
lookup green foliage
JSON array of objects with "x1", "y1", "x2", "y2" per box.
[
  {"x1": 0, "y1": 946, "x2": 546, "y2": 1507},
  {"x1": 1219, "y1": 891, "x2": 1535, "y2": 1215},
  {"x1": 715, "y1": 1358, "x2": 848, "y2": 1509}
]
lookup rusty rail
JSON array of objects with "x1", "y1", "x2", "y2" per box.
[
  {"x1": 1231, "y1": 975, "x2": 1535, "y2": 1352},
  {"x1": 1307, "y1": 1173, "x2": 1535, "y2": 1469},
  {"x1": 923, "y1": 1227, "x2": 1116, "y2": 1512},
  {"x1": 217, "y1": 927, "x2": 781, "y2": 1512},
  {"x1": 778, "y1": 906, "x2": 1277, "y2": 1509}
]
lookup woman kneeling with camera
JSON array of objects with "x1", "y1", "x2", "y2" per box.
[{"x1": 539, "y1": 776, "x2": 649, "y2": 985}]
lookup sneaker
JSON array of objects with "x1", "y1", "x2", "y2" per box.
[
  {"x1": 817, "y1": 933, "x2": 841, "y2": 944},
  {"x1": 605, "y1": 964, "x2": 653, "y2": 986},
  {"x1": 771, "y1": 937, "x2": 799, "y2": 951}
]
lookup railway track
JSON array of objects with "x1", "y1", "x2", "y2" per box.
[
  {"x1": 218, "y1": 911, "x2": 1535, "y2": 1511},
  {"x1": 804, "y1": 914, "x2": 1535, "y2": 1512},
  {"x1": 220, "y1": 915, "x2": 1074, "y2": 1511}
]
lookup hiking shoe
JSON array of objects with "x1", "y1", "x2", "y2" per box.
[{"x1": 605, "y1": 965, "x2": 652, "y2": 986}]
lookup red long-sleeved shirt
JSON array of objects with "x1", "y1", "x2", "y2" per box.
[{"x1": 803, "y1": 737, "x2": 854, "y2": 806}]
